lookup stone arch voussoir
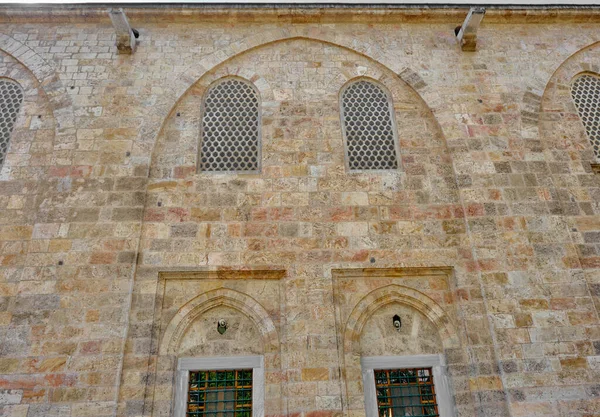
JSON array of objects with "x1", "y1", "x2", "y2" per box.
[
  {"x1": 0, "y1": 33, "x2": 76, "y2": 139},
  {"x1": 159, "y1": 288, "x2": 279, "y2": 355},
  {"x1": 145, "y1": 27, "x2": 442, "y2": 154}
]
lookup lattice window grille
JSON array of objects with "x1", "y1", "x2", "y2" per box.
[
  {"x1": 0, "y1": 79, "x2": 24, "y2": 167},
  {"x1": 374, "y1": 368, "x2": 439, "y2": 417},
  {"x1": 199, "y1": 78, "x2": 260, "y2": 172},
  {"x1": 187, "y1": 369, "x2": 253, "y2": 417},
  {"x1": 341, "y1": 80, "x2": 399, "y2": 171},
  {"x1": 572, "y1": 74, "x2": 600, "y2": 159}
]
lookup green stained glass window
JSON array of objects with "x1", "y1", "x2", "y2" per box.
[
  {"x1": 374, "y1": 368, "x2": 439, "y2": 417},
  {"x1": 187, "y1": 369, "x2": 253, "y2": 417}
]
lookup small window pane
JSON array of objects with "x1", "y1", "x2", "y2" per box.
[
  {"x1": 341, "y1": 80, "x2": 399, "y2": 171},
  {"x1": 187, "y1": 369, "x2": 252, "y2": 417},
  {"x1": 0, "y1": 79, "x2": 24, "y2": 167},
  {"x1": 374, "y1": 368, "x2": 439, "y2": 417},
  {"x1": 572, "y1": 74, "x2": 600, "y2": 159},
  {"x1": 199, "y1": 78, "x2": 260, "y2": 172}
]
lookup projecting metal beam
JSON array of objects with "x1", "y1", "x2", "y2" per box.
[
  {"x1": 456, "y1": 7, "x2": 486, "y2": 52},
  {"x1": 109, "y1": 8, "x2": 137, "y2": 54}
]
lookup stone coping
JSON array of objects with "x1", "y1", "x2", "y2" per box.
[{"x1": 3, "y1": 5, "x2": 600, "y2": 23}]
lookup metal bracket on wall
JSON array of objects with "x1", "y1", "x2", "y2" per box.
[
  {"x1": 108, "y1": 8, "x2": 137, "y2": 54},
  {"x1": 456, "y1": 7, "x2": 486, "y2": 52}
]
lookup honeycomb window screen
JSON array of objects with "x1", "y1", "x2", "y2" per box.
[
  {"x1": 340, "y1": 80, "x2": 399, "y2": 171},
  {"x1": 199, "y1": 78, "x2": 261, "y2": 172},
  {"x1": 0, "y1": 79, "x2": 24, "y2": 167},
  {"x1": 572, "y1": 74, "x2": 600, "y2": 160}
]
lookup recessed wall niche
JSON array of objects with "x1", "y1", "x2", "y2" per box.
[
  {"x1": 332, "y1": 267, "x2": 468, "y2": 417},
  {"x1": 148, "y1": 270, "x2": 284, "y2": 417}
]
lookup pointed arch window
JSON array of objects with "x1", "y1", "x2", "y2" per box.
[
  {"x1": 199, "y1": 78, "x2": 261, "y2": 173},
  {"x1": 340, "y1": 79, "x2": 400, "y2": 171},
  {"x1": 571, "y1": 74, "x2": 600, "y2": 159},
  {"x1": 0, "y1": 79, "x2": 24, "y2": 167}
]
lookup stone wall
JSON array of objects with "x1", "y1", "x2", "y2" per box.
[{"x1": 0, "y1": 7, "x2": 599, "y2": 417}]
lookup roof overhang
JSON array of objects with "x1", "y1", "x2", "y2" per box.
[{"x1": 6, "y1": 0, "x2": 600, "y2": 5}]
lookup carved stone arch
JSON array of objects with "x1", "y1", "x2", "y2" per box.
[
  {"x1": 159, "y1": 288, "x2": 279, "y2": 355},
  {"x1": 144, "y1": 29, "x2": 441, "y2": 154},
  {"x1": 339, "y1": 75, "x2": 395, "y2": 96},
  {"x1": 0, "y1": 33, "x2": 76, "y2": 166},
  {"x1": 531, "y1": 41, "x2": 600, "y2": 164},
  {"x1": 565, "y1": 69, "x2": 600, "y2": 158},
  {"x1": 344, "y1": 284, "x2": 460, "y2": 355},
  {"x1": 521, "y1": 38, "x2": 600, "y2": 134},
  {"x1": 0, "y1": 33, "x2": 55, "y2": 82},
  {"x1": 0, "y1": 49, "x2": 53, "y2": 176},
  {"x1": 198, "y1": 69, "x2": 275, "y2": 101}
]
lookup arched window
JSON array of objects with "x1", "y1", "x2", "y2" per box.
[
  {"x1": 571, "y1": 74, "x2": 600, "y2": 159},
  {"x1": 340, "y1": 79, "x2": 399, "y2": 171},
  {"x1": 199, "y1": 78, "x2": 260, "y2": 172},
  {"x1": 0, "y1": 79, "x2": 24, "y2": 167}
]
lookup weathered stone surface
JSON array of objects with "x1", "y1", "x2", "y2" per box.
[{"x1": 0, "y1": 6, "x2": 599, "y2": 417}]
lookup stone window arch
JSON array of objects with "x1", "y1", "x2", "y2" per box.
[
  {"x1": 198, "y1": 77, "x2": 261, "y2": 173},
  {"x1": 338, "y1": 283, "x2": 461, "y2": 417},
  {"x1": 0, "y1": 78, "x2": 24, "y2": 167},
  {"x1": 571, "y1": 73, "x2": 600, "y2": 159},
  {"x1": 340, "y1": 78, "x2": 400, "y2": 171}
]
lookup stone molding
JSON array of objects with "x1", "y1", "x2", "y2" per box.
[
  {"x1": 159, "y1": 287, "x2": 279, "y2": 355},
  {"x1": 332, "y1": 268, "x2": 464, "y2": 415},
  {"x1": 332, "y1": 267, "x2": 453, "y2": 278},
  {"x1": 159, "y1": 269, "x2": 286, "y2": 281},
  {"x1": 343, "y1": 283, "x2": 460, "y2": 353}
]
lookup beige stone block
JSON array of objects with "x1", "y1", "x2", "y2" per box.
[
  {"x1": 468, "y1": 376, "x2": 503, "y2": 391},
  {"x1": 301, "y1": 368, "x2": 330, "y2": 381},
  {"x1": 6, "y1": 196, "x2": 24, "y2": 210},
  {"x1": 575, "y1": 216, "x2": 600, "y2": 231},
  {"x1": 0, "y1": 226, "x2": 32, "y2": 240},
  {"x1": 0, "y1": 405, "x2": 28, "y2": 417},
  {"x1": 340, "y1": 192, "x2": 368, "y2": 206},
  {"x1": 0, "y1": 358, "x2": 21, "y2": 374},
  {"x1": 560, "y1": 357, "x2": 588, "y2": 369},
  {"x1": 336, "y1": 222, "x2": 368, "y2": 236}
]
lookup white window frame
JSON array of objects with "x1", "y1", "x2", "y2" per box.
[
  {"x1": 361, "y1": 354, "x2": 454, "y2": 417},
  {"x1": 174, "y1": 355, "x2": 264, "y2": 417}
]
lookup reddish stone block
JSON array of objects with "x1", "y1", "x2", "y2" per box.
[
  {"x1": 174, "y1": 166, "x2": 195, "y2": 178},
  {"x1": 243, "y1": 223, "x2": 277, "y2": 237},
  {"x1": 329, "y1": 207, "x2": 353, "y2": 221},
  {"x1": 251, "y1": 208, "x2": 268, "y2": 221},
  {"x1": 166, "y1": 207, "x2": 190, "y2": 222},
  {"x1": 90, "y1": 252, "x2": 116, "y2": 264},
  {"x1": 270, "y1": 208, "x2": 294, "y2": 221},
  {"x1": 144, "y1": 208, "x2": 165, "y2": 222},
  {"x1": 465, "y1": 204, "x2": 485, "y2": 217}
]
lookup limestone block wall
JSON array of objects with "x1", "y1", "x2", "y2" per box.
[{"x1": 0, "y1": 7, "x2": 598, "y2": 417}]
